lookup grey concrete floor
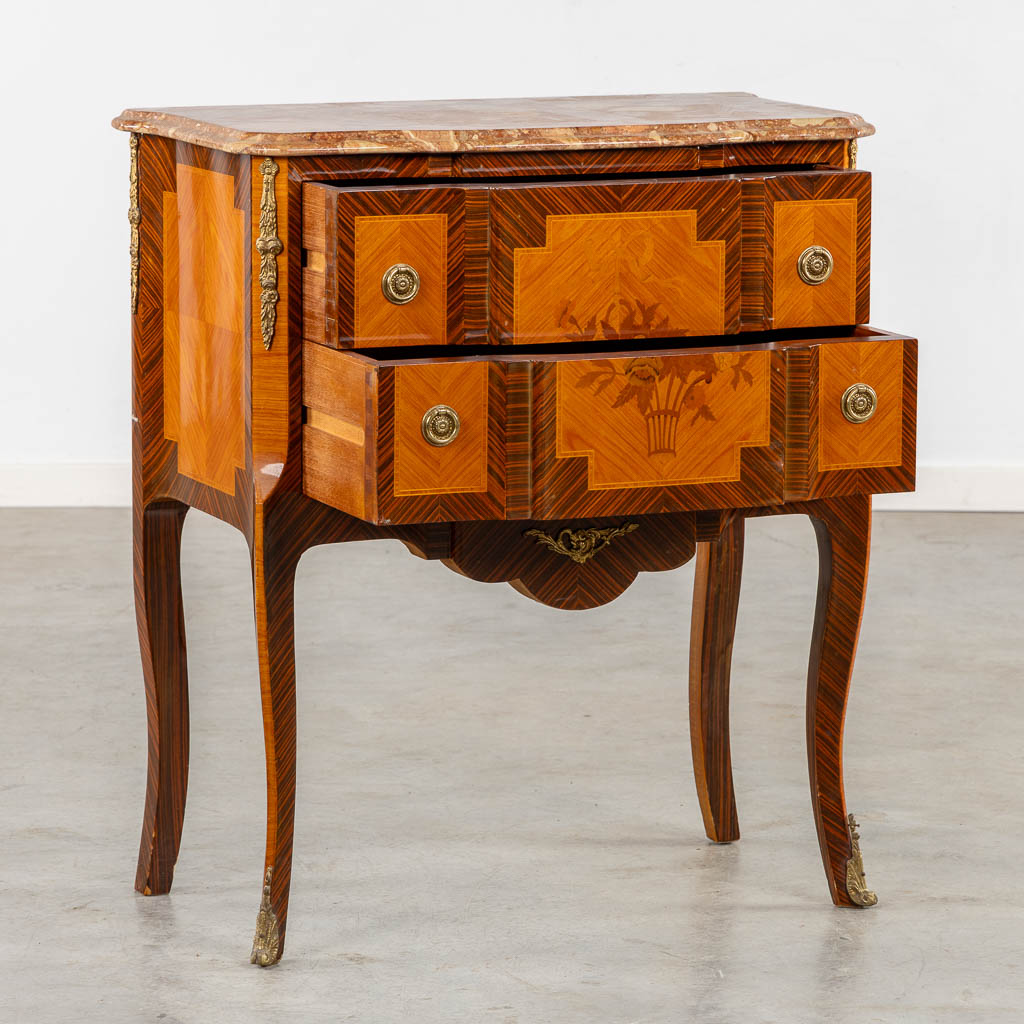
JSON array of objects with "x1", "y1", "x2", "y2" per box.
[{"x1": 1, "y1": 509, "x2": 1022, "y2": 1023}]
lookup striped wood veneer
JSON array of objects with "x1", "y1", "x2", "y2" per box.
[{"x1": 162, "y1": 162, "x2": 246, "y2": 494}]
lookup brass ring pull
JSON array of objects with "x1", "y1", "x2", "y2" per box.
[
  {"x1": 841, "y1": 383, "x2": 877, "y2": 423},
  {"x1": 381, "y1": 263, "x2": 420, "y2": 304},
  {"x1": 421, "y1": 404, "x2": 460, "y2": 446},
  {"x1": 797, "y1": 245, "x2": 834, "y2": 285}
]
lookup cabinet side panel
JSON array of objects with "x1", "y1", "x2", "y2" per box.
[
  {"x1": 163, "y1": 158, "x2": 246, "y2": 494},
  {"x1": 133, "y1": 136, "x2": 252, "y2": 534}
]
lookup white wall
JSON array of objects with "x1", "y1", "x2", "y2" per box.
[{"x1": 1, "y1": 0, "x2": 1020, "y2": 507}]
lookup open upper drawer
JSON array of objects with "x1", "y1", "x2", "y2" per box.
[
  {"x1": 302, "y1": 326, "x2": 914, "y2": 525},
  {"x1": 302, "y1": 170, "x2": 871, "y2": 349}
]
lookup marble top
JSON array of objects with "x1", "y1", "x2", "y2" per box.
[{"x1": 112, "y1": 92, "x2": 874, "y2": 156}]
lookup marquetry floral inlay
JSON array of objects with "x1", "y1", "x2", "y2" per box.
[
  {"x1": 559, "y1": 297, "x2": 672, "y2": 343},
  {"x1": 575, "y1": 350, "x2": 756, "y2": 457}
]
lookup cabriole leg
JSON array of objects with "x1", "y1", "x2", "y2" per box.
[
  {"x1": 249, "y1": 506, "x2": 300, "y2": 965},
  {"x1": 689, "y1": 513, "x2": 744, "y2": 843},
  {"x1": 134, "y1": 498, "x2": 190, "y2": 895},
  {"x1": 806, "y1": 494, "x2": 878, "y2": 908}
]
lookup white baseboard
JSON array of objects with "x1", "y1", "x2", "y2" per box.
[
  {"x1": 0, "y1": 463, "x2": 131, "y2": 507},
  {"x1": 1, "y1": 462, "x2": 1022, "y2": 511}
]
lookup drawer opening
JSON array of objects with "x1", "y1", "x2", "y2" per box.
[
  {"x1": 347, "y1": 324, "x2": 867, "y2": 364},
  {"x1": 311, "y1": 163, "x2": 836, "y2": 191}
]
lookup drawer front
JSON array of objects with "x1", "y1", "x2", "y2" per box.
[
  {"x1": 303, "y1": 343, "x2": 505, "y2": 523},
  {"x1": 303, "y1": 184, "x2": 483, "y2": 348},
  {"x1": 304, "y1": 171, "x2": 869, "y2": 349},
  {"x1": 489, "y1": 178, "x2": 741, "y2": 344},
  {"x1": 530, "y1": 347, "x2": 784, "y2": 517},
  {"x1": 303, "y1": 330, "x2": 913, "y2": 524},
  {"x1": 763, "y1": 170, "x2": 871, "y2": 330},
  {"x1": 785, "y1": 335, "x2": 916, "y2": 500}
]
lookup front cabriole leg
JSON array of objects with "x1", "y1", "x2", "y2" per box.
[
  {"x1": 805, "y1": 494, "x2": 878, "y2": 908},
  {"x1": 250, "y1": 503, "x2": 300, "y2": 965}
]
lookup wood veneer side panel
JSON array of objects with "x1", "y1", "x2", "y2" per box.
[
  {"x1": 135, "y1": 134, "x2": 177, "y2": 508},
  {"x1": 135, "y1": 138, "x2": 252, "y2": 534},
  {"x1": 163, "y1": 152, "x2": 247, "y2": 496},
  {"x1": 302, "y1": 425, "x2": 368, "y2": 520}
]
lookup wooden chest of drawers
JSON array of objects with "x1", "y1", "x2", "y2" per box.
[{"x1": 113, "y1": 93, "x2": 914, "y2": 965}]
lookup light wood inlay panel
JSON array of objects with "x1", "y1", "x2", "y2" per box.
[
  {"x1": 514, "y1": 211, "x2": 726, "y2": 344},
  {"x1": 163, "y1": 163, "x2": 245, "y2": 494},
  {"x1": 393, "y1": 362, "x2": 489, "y2": 496},
  {"x1": 555, "y1": 350, "x2": 771, "y2": 490},
  {"x1": 354, "y1": 214, "x2": 447, "y2": 344},
  {"x1": 819, "y1": 339, "x2": 903, "y2": 471},
  {"x1": 772, "y1": 198, "x2": 858, "y2": 329}
]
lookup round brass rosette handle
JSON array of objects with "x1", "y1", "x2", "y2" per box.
[
  {"x1": 797, "y1": 245, "x2": 834, "y2": 285},
  {"x1": 841, "y1": 383, "x2": 878, "y2": 423},
  {"x1": 421, "y1": 404, "x2": 461, "y2": 446},
  {"x1": 381, "y1": 263, "x2": 421, "y2": 304}
]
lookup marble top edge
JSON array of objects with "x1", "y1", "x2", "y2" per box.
[{"x1": 112, "y1": 93, "x2": 875, "y2": 156}]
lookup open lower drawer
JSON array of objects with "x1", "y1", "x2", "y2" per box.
[{"x1": 302, "y1": 328, "x2": 916, "y2": 525}]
